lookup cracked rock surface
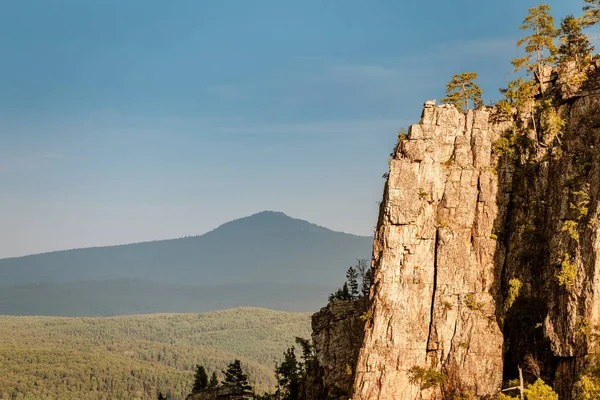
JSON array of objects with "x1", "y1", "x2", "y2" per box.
[{"x1": 352, "y1": 103, "x2": 508, "y2": 400}]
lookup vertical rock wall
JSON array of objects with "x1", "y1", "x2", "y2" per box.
[{"x1": 352, "y1": 103, "x2": 508, "y2": 399}]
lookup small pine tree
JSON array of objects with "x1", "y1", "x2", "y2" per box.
[
  {"x1": 441, "y1": 72, "x2": 483, "y2": 113},
  {"x1": 341, "y1": 282, "x2": 350, "y2": 299},
  {"x1": 157, "y1": 392, "x2": 167, "y2": 400},
  {"x1": 363, "y1": 268, "x2": 373, "y2": 298},
  {"x1": 512, "y1": 4, "x2": 558, "y2": 81},
  {"x1": 223, "y1": 359, "x2": 253, "y2": 396},
  {"x1": 294, "y1": 337, "x2": 314, "y2": 365},
  {"x1": 346, "y1": 266, "x2": 359, "y2": 299},
  {"x1": 558, "y1": 15, "x2": 594, "y2": 68},
  {"x1": 523, "y1": 378, "x2": 559, "y2": 400},
  {"x1": 275, "y1": 347, "x2": 301, "y2": 400},
  {"x1": 499, "y1": 78, "x2": 539, "y2": 111},
  {"x1": 583, "y1": 0, "x2": 600, "y2": 28},
  {"x1": 192, "y1": 365, "x2": 208, "y2": 394},
  {"x1": 209, "y1": 372, "x2": 219, "y2": 388},
  {"x1": 328, "y1": 282, "x2": 352, "y2": 302},
  {"x1": 355, "y1": 259, "x2": 372, "y2": 298}
]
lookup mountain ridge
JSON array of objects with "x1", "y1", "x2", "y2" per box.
[
  {"x1": 0, "y1": 210, "x2": 367, "y2": 261},
  {"x1": 0, "y1": 210, "x2": 372, "y2": 316}
]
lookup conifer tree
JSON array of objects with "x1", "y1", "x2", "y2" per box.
[
  {"x1": 209, "y1": 372, "x2": 219, "y2": 389},
  {"x1": 558, "y1": 15, "x2": 594, "y2": 67},
  {"x1": 512, "y1": 4, "x2": 558, "y2": 81},
  {"x1": 441, "y1": 72, "x2": 483, "y2": 113},
  {"x1": 355, "y1": 259, "x2": 373, "y2": 298},
  {"x1": 223, "y1": 359, "x2": 253, "y2": 396},
  {"x1": 275, "y1": 347, "x2": 301, "y2": 400},
  {"x1": 583, "y1": 0, "x2": 600, "y2": 28},
  {"x1": 499, "y1": 78, "x2": 538, "y2": 111},
  {"x1": 192, "y1": 365, "x2": 208, "y2": 394},
  {"x1": 157, "y1": 392, "x2": 167, "y2": 400},
  {"x1": 346, "y1": 266, "x2": 359, "y2": 299},
  {"x1": 295, "y1": 337, "x2": 314, "y2": 365}
]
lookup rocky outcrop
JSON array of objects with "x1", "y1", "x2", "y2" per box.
[
  {"x1": 186, "y1": 386, "x2": 249, "y2": 400},
  {"x1": 303, "y1": 299, "x2": 367, "y2": 400},
  {"x1": 350, "y1": 63, "x2": 600, "y2": 400},
  {"x1": 352, "y1": 102, "x2": 509, "y2": 400}
]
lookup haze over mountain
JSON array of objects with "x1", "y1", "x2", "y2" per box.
[{"x1": 0, "y1": 211, "x2": 372, "y2": 316}]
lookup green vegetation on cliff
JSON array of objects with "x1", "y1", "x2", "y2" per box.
[{"x1": 0, "y1": 308, "x2": 311, "y2": 400}]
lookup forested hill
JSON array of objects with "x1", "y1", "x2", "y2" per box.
[
  {"x1": 0, "y1": 211, "x2": 372, "y2": 316},
  {"x1": 0, "y1": 308, "x2": 311, "y2": 399}
]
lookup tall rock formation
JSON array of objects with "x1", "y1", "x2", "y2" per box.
[
  {"x1": 352, "y1": 61, "x2": 600, "y2": 400},
  {"x1": 352, "y1": 102, "x2": 509, "y2": 399}
]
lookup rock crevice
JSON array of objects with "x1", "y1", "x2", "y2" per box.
[{"x1": 353, "y1": 102, "x2": 507, "y2": 400}]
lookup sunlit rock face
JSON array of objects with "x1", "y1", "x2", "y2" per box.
[
  {"x1": 352, "y1": 101, "x2": 507, "y2": 400},
  {"x1": 351, "y1": 62, "x2": 600, "y2": 400}
]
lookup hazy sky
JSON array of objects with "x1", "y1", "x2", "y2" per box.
[{"x1": 0, "y1": 0, "x2": 586, "y2": 258}]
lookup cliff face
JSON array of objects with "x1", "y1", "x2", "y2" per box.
[
  {"x1": 352, "y1": 103, "x2": 509, "y2": 399},
  {"x1": 351, "y1": 63, "x2": 600, "y2": 400},
  {"x1": 304, "y1": 300, "x2": 367, "y2": 400},
  {"x1": 186, "y1": 386, "x2": 248, "y2": 400}
]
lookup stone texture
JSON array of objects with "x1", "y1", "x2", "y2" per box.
[
  {"x1": 186, "y1": 385, "x2": 249, "y2": 400},
  {"x1": 305, "y1": 299, "x2": 367, "y2": 400},
  {"x1": 353, "y1": 105, "x2": 506, "y2": 400}
]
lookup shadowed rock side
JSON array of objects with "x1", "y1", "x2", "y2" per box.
[
  {"x1": 305, "y1": 300, "x2": 368, "y2": 400},
  {"x1": 351, "y1": 62, "x2": 600, "y2": 400},
  {"x1": 498, "y1": 63, "x2": 600, "y2": 399},
  {"x1": 186, "y1": 386, "x2": 247, "y2": 400}
]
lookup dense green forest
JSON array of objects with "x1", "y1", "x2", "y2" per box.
[{"x1": 0, "y1": 308, "x2": 311, "y2": 399}]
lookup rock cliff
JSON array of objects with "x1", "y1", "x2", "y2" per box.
[
  {"x1": 303, "y1": 299, "x2": 367, "y2": 400},
  {"x1": 350, "y1": 63, "x2": 600, "y2": 399},
  {"x1": 186, "y1": 385, "x2": 248, "y2": 400}
]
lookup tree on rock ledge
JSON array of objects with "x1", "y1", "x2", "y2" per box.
[
  {"x1": 441, "y1": 72, "x2": 483, "y2": 113},
  {"x1": 558, "y1": 14, "x2": 594, "y2": 68},
  {"x1": 583, "y1": 0, "x2": 600, "y2": 28},
  {"x1": 512, "y1": 4, "x2": 557, "y2": 82}
]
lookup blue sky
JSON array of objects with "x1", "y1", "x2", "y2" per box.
[{"x1": 0, "y1": 0, "x2": 586, "y2": 258}]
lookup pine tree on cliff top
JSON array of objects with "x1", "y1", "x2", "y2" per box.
[
  {"x1": 441, "y1": 72, "x2": 483, "y2": 113},
  {"x1": 583, "y1": 0, "x2": 600, "y2": 28},
  {"x1": 275, "y1": 347, "x2": 301, "y2": 400},
  {"x1": 346, "y1": 266, "x2": 359, "y2": 299},
  {"x1": 512, "y1": 4, "x2": 558, "y2": 81},
  {"x1": 558, "y1": 14, "x2": 594, "y2": 68}
]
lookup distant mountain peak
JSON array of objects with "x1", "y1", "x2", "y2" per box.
[{"x1": 245, "y1": 210, "x2": 291, "y2": 220}]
